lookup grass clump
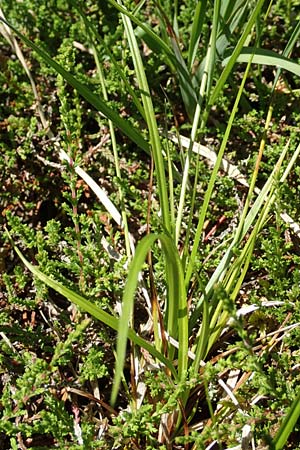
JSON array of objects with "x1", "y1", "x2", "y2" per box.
[{"x1": 1, "y1": 1, "x2": 300, "y2": 449}]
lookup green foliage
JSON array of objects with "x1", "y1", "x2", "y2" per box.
[
  {"x1": 2, "y1": 0, "x2": 300, "y2": 448},
  {"x1": 111, "y1": 404, "x2": 159, "y2": 447},
  {"x1": 79, "y1": 347, "x2": 108, "y2": 383}
]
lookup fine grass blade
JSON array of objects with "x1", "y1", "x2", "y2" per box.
[
  {"x1": 174, "y1": 0, "x2": 221, "y2": 245},
  {"x1": 271, "y1": 388, "x2": 300, "y2": 450},
  {"x1": 206, "y1": 0, "x2": 265, "y2": 113},
  {"x1": 107, "y1": 0, "x2": 174, "y2": 60},
  {"x1": 117, "y1": 0, "x2": 171, "y2": 233},
  {"x1": 272, "y1": 19, "x2": 300, "y2": 90},
  {"x1": 185, "y1": 46, "x2": 252, "y2": 287},
  {"x1": 152, "y1": 0, "x2": 198, "y2": 119},
  {"x1": 207, "y1": 171, "x2": 278, "y2": 353},
  {"x1": 189, "y1": 135, "x2": 298, "y2": 348},
  {"x1": 191, "y1": 138, "x2": 293, "y2": 372},
  {"x1": 187, "y1": 0, "x2": 207, "y2": 70},
  {"x1": 170, "y1": 34, "x2": 198, "y2": 120},
  {"x1": 216, "y1": 0, "x2": 248, "y2": 57},
  {"x1": 109, "y1": 0, "x2": 199, "y2": 119},
  {"x1": 223, "y1": 47, "x2": 300, "y2": 77},
  {"x1": 0, "y1": 16, "x2": 149, "y2": 153}
]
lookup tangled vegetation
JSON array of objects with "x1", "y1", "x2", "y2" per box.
[{"x1": 1, "y1": 1, "x2": 300, "y2": 449}]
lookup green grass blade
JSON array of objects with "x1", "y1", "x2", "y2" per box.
[
  {"x1": 117, "y1": 0, "x2": 170, "y2": 232},
  {"x1": 192, "y1": 0, "x2": 248, "y2": 84},
  {"x1": 0, "y1": 17, "x2": 149, "y2": 153},
  {"x1": 112, "y1": 233, "x2": 159, "y2": 406},
  {"x1": 172, "y1": 0, "x2": 179, "y2": 36},
  {"x1": 271, "y1": 389, "x2": 300, "y2": 450},
  {"x1": 280, "y1": 18, "x2": 300, "y2": 58},
  {"x1": 189, "y1": 138, "x2": 293, "y2": 331},
  {"x1": 152, "y1": 0, "x2": 198, "y2": 119},
  {"x1": 107, "y1": 0, "x2": 174, "y2": 60},
  {"x1": 170, "y1": 34, "x2": 198, "y2": 119},
  {"x1": 109, "y1": 0, "x2": 198, "y2": 119},
  {"x1": 159, "y1": 236, "x2": 188, "y2": 378},
  {"x1": 199, "y1": 136, "x2": 300, "y2": 366},
  {"x1": 216, "y1": 0, "x2": 248, "y2": 56},
  {"x1": 206, "y1": 0, "x2": 265, "y2": 111},
  {"x1": 271, "y1": 19, "x2": 300, "y2": 90},
  {"x1": 135, "y1": 18, "x2": 199, "y2": 114},
  {"x1": 176, "y1": 0, "x2": 221, "y2": 242},
  {"x1": 223, "y1": 47, "x2": 300, "y2": 77},
  {"x1": 112, "y1": 231, "x2": 188, "y2": 404},
  {"x1": 192, "y1": 139, "x2": 296, "y2": 368},
  {"x1": 207, "y1": 179, "x2": 278, "y2": 351},
  {"x1": 192, "y1": 294, "x2": 209, "y2": 373},
  {"x1": 185, "y1": 46, "x2": 252, "y2": 287},
  {"x1": 206, "y1": 0, "x2": 221, "y2": 101},
  {"x1": 175, "y1": 0, "x2": 221, "y2": 245},
  {"x1": 188, "y1": 0, "x2": 207, "y2": 70}
]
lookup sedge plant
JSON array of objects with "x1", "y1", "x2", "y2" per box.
[{"x1": 3, "y1": 0, "x2": 300, "y2": 447}]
